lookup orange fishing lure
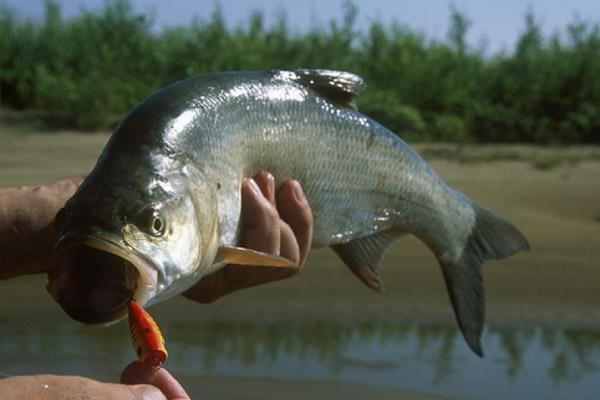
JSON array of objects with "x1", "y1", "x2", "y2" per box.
[{"x1": 128, "y1": 301, "x2": 168, "y2": 369}]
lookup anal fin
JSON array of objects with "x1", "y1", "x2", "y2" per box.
[{"x1": 331, "y1": 229, "x2": 402, "y2": 292}]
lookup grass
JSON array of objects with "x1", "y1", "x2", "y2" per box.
[
  {"x1": 2, "y1": 109, "x2": 599, "y2": 188},
  {"x1": 414, "y1": 143, "x2": 600, "y2": 169}
]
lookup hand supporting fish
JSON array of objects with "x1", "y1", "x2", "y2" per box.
[
  {"x1": 183, "y1": 172, "x2": 313, "y2": 303},
  {"x1": 48, "y1": 69, "x2": 530, "y2": 356}
]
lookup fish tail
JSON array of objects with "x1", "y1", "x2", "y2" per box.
[{"x1": 438, "y1": 203, "x2": 529, "y2": 357}]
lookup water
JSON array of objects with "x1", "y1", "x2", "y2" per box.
[{"x1": 1, "y1": 318, "x2": 599, "y2": 399}]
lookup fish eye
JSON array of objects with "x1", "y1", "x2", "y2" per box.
[
  {"x1": 137, "y1": 208, "x2": 166, "y2": 237},
  {"x1": 150, "y1": 213, "x2": 165, "y2": 236}
]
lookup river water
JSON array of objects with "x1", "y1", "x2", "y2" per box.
[{"x1": 1, "y1": 311, "x2": 599, "y2": 399}]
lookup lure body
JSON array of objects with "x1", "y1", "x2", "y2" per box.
[{"x1": 128, "y1": 301, "x2": 168, "y2": 369}]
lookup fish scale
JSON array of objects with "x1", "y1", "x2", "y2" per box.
[
  {"x1": 229, "y1": 104, "x2": 382, "y2": 234},
  {"x1": 52, "y1": 69, "x2": 529, "y2": 357}
]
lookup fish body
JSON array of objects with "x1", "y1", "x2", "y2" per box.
[{"x1": 50, "y1": 69, "x2": 529, "y2": 355}]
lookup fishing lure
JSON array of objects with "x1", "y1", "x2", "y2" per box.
[{"x1": 128, "y1": 301, "x2": 168, "y2": 369}]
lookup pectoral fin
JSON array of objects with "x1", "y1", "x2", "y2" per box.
[{"x1": 216, "y1": 246, "x2": 299, "y2": 268}]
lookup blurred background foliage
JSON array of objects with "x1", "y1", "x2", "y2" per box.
[{"x1": 1, "y1": 0, "x2": 600, "y2": 143}]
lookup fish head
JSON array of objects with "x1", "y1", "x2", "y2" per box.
[{"x1": 49, "y1": 166, "x2": 219, "y2": 325}]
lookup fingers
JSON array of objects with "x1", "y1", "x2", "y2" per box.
[
  {"x1": 241, "y1": 172, "x2": 310, "y2": 264},
  {"x1": 121, "y1": 361, "x2": 190, "y2": 400},
  {"x1": 183, "y1": 171, "x2": 314, "y2": 303},
  {"x1": 278, "y1": 221, "x2": 300, "y2": 265},
  {"x1": 240, "y1": 174, "x2": 280, "y2": 255},
  {"x1": 0, "y1": 374, "x2": 167, "y2": 400},
  {"x1": 240, "y1": 172, "x2": 312, "y2": 264},
  {"x1": 254, "y1": 170, "x2": 275, "y2": 205},
  {"x1": 276, "y1": 180, "x2": 314, "y2": 266}
]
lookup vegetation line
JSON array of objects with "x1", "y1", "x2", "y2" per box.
[{"x1": 1, "y1": 0, "x2": 600, "y2": 144}]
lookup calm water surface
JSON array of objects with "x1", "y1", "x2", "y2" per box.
[{"x1": 1, "y1": 317, "x2": 598, "y2": 399}]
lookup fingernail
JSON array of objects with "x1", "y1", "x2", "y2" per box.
[
  {"x1": 134, "y1": 385, "x2": 167, "y2": 400},
  {"x1": 265, "y1": 173, "x2": 275, "y2": 199},
  {"x1": 246, "y1": 178, "x2": 260, "y2": 196},
  {"x1": 293, "y1": 182, "x2": 307, "y2": 206}
]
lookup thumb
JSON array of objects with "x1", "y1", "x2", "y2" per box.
[
  {"x1": 121, "y1": 361, "x2": 190, "y2": 400},
  {"x1": 129, "y1": 384, "x2": 167, "y2": 400}
]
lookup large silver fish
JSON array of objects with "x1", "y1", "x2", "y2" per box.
[{"x1": 49, "y1": 69, "x2": 529, "y2": 355}]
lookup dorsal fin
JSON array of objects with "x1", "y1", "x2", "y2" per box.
[{"x1": 274, "y1": 69, "x2": 366, "y2": 110}]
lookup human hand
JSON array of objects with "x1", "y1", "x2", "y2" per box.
[
  {"x1": 0, "y1": 361, "x2": 190, "y2": 400},
  {"x1": 184, "y1": 171, "x2": 314, "y2": 303},
  {"x1": 120, "y1": 361, "x2": 190, "y2": 400},
  {"x1": 0, "y1": 177, "x2": 82, "y2": 279}
]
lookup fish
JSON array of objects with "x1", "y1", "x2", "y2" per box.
[
  {"x1": 128, "y1": 300, "x2": 168, "y2": 369},
  {"x1": 48, "y1": 69, "x2": 529, "y2": 356}
]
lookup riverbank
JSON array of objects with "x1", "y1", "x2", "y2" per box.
[
  {"x1": 1, "y1": 125, "x2": 599, "y2": 399},
  {"x1": 1, "y1": 128, "x2": 599, "y2": 328}
]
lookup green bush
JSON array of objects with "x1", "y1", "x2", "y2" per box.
[
  {"x1": 1, "y1": 1, "x2": 600, "y2": 143},
  {"x1": 431, "y1": 114, "x2": 470, "y2": 142}
]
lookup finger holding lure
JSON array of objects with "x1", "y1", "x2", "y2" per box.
[{"x1": 128, "y1": 301, "x2": 168, "y2": 369}]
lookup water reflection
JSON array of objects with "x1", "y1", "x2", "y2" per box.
[
  {"x1": 166, "y1": 321, "x2": 600, "y2": 385},
  {"x1": 0, "y1": 320, "x2": 599, "y2": 399}
]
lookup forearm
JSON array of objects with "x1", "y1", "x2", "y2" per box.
[{"x1": 0, "y1": 177, "x2": 82, "y2": 279}]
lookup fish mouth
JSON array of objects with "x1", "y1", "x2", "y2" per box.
[{"x1": 48, "y1": 231, "x2": 158, "y2": 325}]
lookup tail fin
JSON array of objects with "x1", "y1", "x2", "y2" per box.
[{"x1": 439, "y1": 204, "x2": 530, "y2": 357}]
